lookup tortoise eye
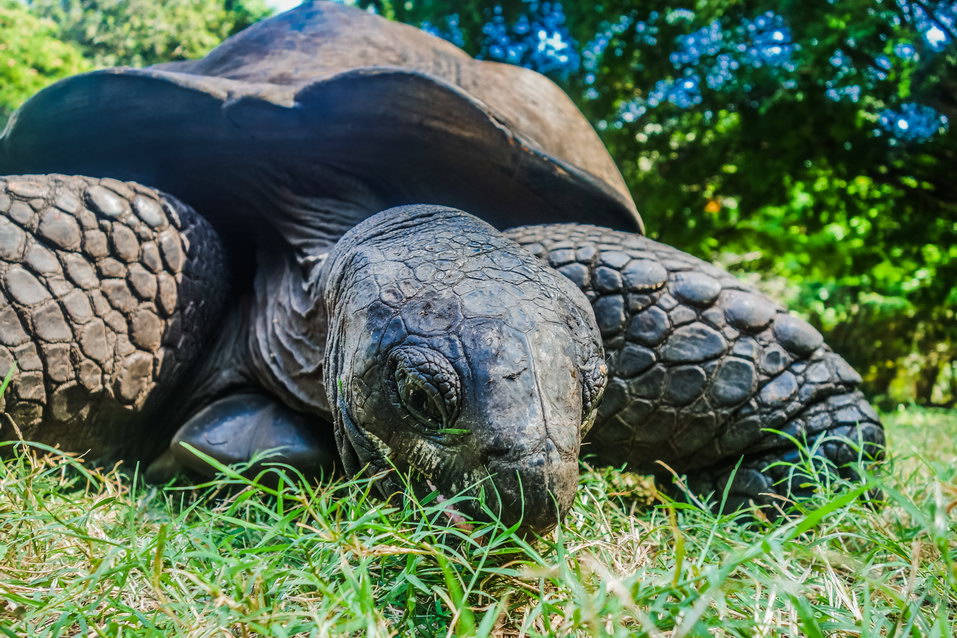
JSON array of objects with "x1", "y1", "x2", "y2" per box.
[
  {"x1": 395, "y1": 372, "x2": 447, "y2": 426},
  {"x1": 388, "y1": 346, "x2": 461, "y2": 430}
]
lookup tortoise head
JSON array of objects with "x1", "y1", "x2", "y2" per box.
[{"x1": 321, "y1": 205, "x2": 606, "y2": 534}]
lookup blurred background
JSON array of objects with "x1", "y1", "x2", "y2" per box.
[{"x1": 3, "y1": 0, "x2": 955, "y2": 407}]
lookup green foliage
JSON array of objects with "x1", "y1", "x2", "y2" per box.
[
  {"x1": 0, "y1": 0, "x2": 273, "y2": 125},
  {"x1": 1, "y1": 407, "x2": 956, "y2": 635},
  {"x1": 0, "y1": 0, "x2": 89, "y2": 126},
  {"x1": 26, "y1": 0, "x2": 272, "y2": 67}
]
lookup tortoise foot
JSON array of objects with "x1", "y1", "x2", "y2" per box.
[
  {"x1": 684, "y1": 389, "x2": 884, "y2": 516},
  {"x1": 145, "y1": 393, "x2": 338, "y2": 483}
]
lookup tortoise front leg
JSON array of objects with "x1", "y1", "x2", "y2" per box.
[
  {"x1": 144, "y1": 393, "x2": 338, "y2": 482},
  {"x1": 0, "y1": 175, "x2": 227, "y2": 461},
  {"x1": 506, "y1": 224, "x2": 884, "y2": 511}
]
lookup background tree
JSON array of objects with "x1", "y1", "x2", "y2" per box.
[
  {"x1": 25, "y1": 0, "x2": 271, "y2": 67},
  {"x1": 0, "y1": 0, "x2": 89, "y2": 125}
]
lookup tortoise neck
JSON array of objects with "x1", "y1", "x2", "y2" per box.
[
  {"x1": 246, "y1": 247, "x2": 332, "y2": 418},
  {"x1": 240, "y1": 207, "x2": 447, "y2": 422}
]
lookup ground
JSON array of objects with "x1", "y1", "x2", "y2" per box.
[{"x1": 1, "y1": 407, "x2": 955, "y2": 637}]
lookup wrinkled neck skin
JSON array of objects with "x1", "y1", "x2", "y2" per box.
[
  {"x1": 246, "y1": 248, "x2": 332, "y2": 417},
  {"x1": 316, "y1": 205, "x2": 608, "y2": 534},
  {"x1": 242, "y1": 162, "x2": 389, "y2": 417}
]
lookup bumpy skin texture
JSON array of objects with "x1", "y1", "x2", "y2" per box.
[
  {"x1": 0, "y1": 175, "x2": 228, "y2": 460},
  {"x1": 322, "y1": 206, "x2": 607, "y2": 533},
  {"x1": 507, "y1": 224, "x2": 884, "y2": 509}
]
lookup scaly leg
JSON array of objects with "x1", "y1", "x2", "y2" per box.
[
  {"x1": 506, "y1": 224, "x2": 884, "y2": 510},
  {"x1": 0, "y1": 175, "x2": 227, "y2": 461}
]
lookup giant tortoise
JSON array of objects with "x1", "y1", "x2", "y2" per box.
[{"x1": 0, "y1": 2, "x2": 883, "y2": 533}]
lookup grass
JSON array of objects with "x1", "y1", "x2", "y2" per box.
[{"x1": 0, "y1": 407, "x2": 955, "y2": 637}]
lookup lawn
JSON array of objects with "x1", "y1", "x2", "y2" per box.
[{"x1": 1, "y1": 407, "x2": 955, "y2": 637}]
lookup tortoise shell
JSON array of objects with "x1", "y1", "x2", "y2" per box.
[{"x1": 0, "y1": 1, "x2": 642, "y2": 250}]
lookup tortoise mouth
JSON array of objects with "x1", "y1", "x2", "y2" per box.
[
  {"x1": 401, "y1": 463, "x2": 570, "y2": 536},
  {"x1": 335, "y1": 402, "x2": 478, "y2": 530},
  {"x1": 336, "y1": 398, "x2": 571, "y2": 535}
]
